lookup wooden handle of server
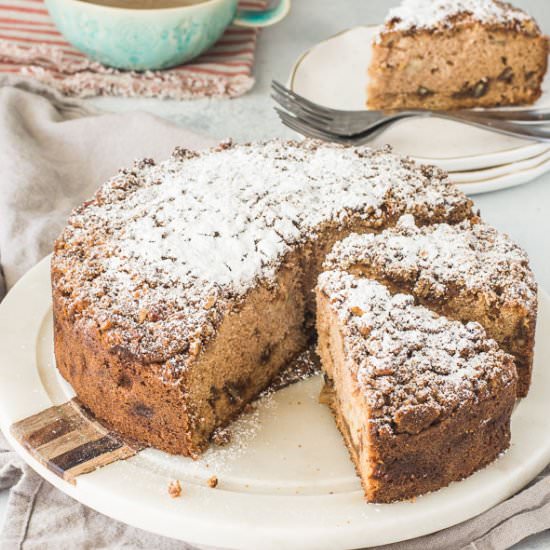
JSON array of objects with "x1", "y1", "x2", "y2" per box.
[{"x1": 10, "y1": 399, "x2": 143, "y2": 484}]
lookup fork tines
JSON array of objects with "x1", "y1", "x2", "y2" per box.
[{"x1": 272, "y1": 80, "x2": 550, "y2": 144}]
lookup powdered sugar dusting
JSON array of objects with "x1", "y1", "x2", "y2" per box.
[
  {"x1": 381, "y1": 0, "x2": 532, "y2": 34},
  {"x1": 325, "y1": 215, "x2": 537, "y2": 309},
  {"x1": 200, "y1": 391, "x2": 279, "y2": 473},
  {"x1": 318, "y1": 271, "x2": 516, "y2": 435},
  {"x1": 53, "y1": 140, "x2": 471, "y2": 370}
]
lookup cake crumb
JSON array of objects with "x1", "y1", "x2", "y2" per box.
[
  {"x1": 168, "y1": 480, "x2": 182, "y2": 498},
  {"x1": 137, "y1": 309, "x2": 148, "y2": 323},
  {"x1": 208, "y1": 475, "x2": 218, "y2": 488},
  {"x1": 212, "y1": 427, "x2": 232, "y2": 446}
]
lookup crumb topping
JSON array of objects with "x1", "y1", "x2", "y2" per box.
[
  {"x1": 168, "y1": 480, "x2": 182, "y2": 498},
  {"x1": 52, "y1": 140, "x2": 471, "y2": 373},
  {"x1": 381, "y1": 0, "x2": 535, "y2": 35},
  {"x1": 211, "y1": 427, "x2": 232, "y2": 447},
  {"x1": 318, "y1": 270, "x2": 516, "y2": 435},
  {"x1": 325, "y1": 214, "x2": 537, "y2": 310},
  {"x1": 208, "y1": 475, "x2": 218, "y2": 488}
]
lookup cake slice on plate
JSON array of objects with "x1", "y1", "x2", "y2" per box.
[
  {"x1": 367, "y1": 0, "x2": 548, "y2": 110},
  {"x1": 316, "y1": 270, "x2": 517, "y2": 503}
]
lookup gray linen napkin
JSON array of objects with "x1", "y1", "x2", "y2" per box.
[
  {"x1": 0, "y1": 76, "x2": 214, "y2": 296},
  {"x1": 0, "y1": 80, "x2": 549, "y2": 550}
]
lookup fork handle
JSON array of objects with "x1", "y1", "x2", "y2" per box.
[
  {"x1": 433, "y1": 112, "x2": 550, "y2": 142},
  {"x1": 462, "y1": 108, "x2": 550, "y2": 123},
  {"x1": 388, "y1": 111, "x2": 550, "y2": 143}
]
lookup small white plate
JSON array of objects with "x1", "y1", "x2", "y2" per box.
[
  {"x1": 1, "y1": 256, "x2": 550, "y2": 550},
  {"x1": 455, "y1": 149, "x2": 550, "y2": 195},
  {"x1": 289, "y1": 26, "x2": 550, "y2": 174},
  {"x1": 453, "y1": 148, "x2": 550, "y2": 184}
]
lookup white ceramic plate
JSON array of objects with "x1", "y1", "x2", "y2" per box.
[
  {"x1": 289, "y1": 26, "x2": 550, "y2": 174},
  {"x1": 453, "y1": 148, "x2": 550, "y2": 184},
  {"x1": 455, "y1": 149, "x2": 550, "y2": 195},
  {"x1": 1, "y1": 256, "x2": 550, "y2": 550}
]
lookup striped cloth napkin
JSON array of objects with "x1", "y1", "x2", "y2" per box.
[{"x1": 0, "y1": 0, "x2": 264, "y2": 99}]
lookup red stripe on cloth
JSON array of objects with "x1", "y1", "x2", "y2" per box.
[
  {"x1": 176, "y1": 66, "x2": 249, "y2": 77},
  {"x1": 173, "y1": 60, "x2": 247, "y2": 71},
  {"x1": 0, "y1": 17, "x2": 55, "y2": 26},
  {"x1": 197, "y1": 59, "x2": 253, "y2": 67},
  {"x1": 200, "y1": 48, "x2": 255, "y2": 57},
  {"x1": 0, "y1": 32, "x2": 69, "y2": 46},
  {"x1": 0, "y1": 25, "x2": 62, "y2": 35},
  {"x1": 0, "y1": 5, "x2": 48, "y2": 15}
]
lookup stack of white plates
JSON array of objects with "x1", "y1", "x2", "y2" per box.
[{"x1": 289, "y1": 26, "x2": 550, "y2": 195}]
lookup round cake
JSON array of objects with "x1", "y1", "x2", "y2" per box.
[{"x1": 51, "y1": 140, "x2": 536, "y2": 501}]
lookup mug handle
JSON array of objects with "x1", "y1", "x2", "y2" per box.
[{"x1": 233, "y1": 0, "x2": 291, "y2": 27}]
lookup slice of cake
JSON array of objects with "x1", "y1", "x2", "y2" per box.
[
  {"x1": 316, "y1": 270, "x2": 517, "y2": 503},
  {"x1": 324, "y1": 215, "x2": 537, "y2": 396},
  {"x1": 367, "y1": 0, "x2": 549, "y2": 110}
]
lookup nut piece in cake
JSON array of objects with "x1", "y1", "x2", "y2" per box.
[
  {"x1": 324, "y1": 215, "x2": 537, "y2": 396},
  {"x1": 367, "y1": 0, "x2": 549, "y2": 110},
  {"x1": 316, "y1": 271, "x2": 517, "y2": 503}
]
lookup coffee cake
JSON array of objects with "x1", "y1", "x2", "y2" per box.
[
  {"x1": 367, "y1": 0, "x2": 548, "y2": 110},
  {"x1": 52, "y1": 140, "x2": 473, "y2": 457}
]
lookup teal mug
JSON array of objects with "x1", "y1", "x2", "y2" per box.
[{"x1": 44, "y1": 0, "x2": 290, "y2": 71}]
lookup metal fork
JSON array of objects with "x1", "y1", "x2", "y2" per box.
[{"x1": 272, "y1": 80, "x2": 550, "y2": 143}]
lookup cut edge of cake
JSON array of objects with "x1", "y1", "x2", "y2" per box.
[
  {"x1": 316, "y1": 269, "x2": 517, "y2": 503},
  {"x1": 323, "y1": 214, "x2": 538, "y2": 397}
]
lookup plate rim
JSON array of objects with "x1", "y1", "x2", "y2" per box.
[
  {"x1": 453, "y1": 148, "x2": 550, "y2": 183},
  {"x1": 457, "y1": 153, "x2": 550, "y2": 195},
  {"x1": 1, "y1": 255, "x2": 550, "y2": 549}
]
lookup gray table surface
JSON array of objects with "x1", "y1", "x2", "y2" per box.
[{"x1": 1, "y1": 1, "x2": 549, "y2": 548}]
